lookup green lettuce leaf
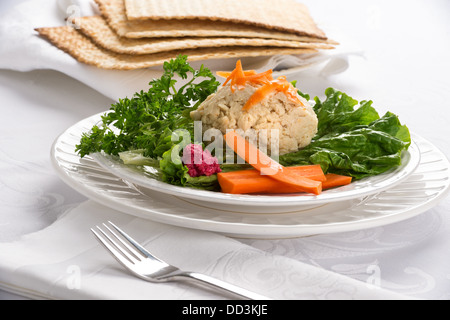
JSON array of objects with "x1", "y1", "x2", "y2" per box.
[
  {"x1": 119, "y1": 149, "x2": 160, "y2": 166},
  {"x1": 314, "y1": 88, "x2": 380, "y2": 138},
  {"x1": 185, "y1": 175, "x2": 220, "y2": 191},
  {"x1": 160, "y1": 144, "x2": 189, "y2": 186},
  {"x1": 280, "y1": 88, "x2": 411, "y2": 179}
]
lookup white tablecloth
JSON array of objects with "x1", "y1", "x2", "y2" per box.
[{"x1": 0, "y1": 0, "x2": 449, "y2": 300}]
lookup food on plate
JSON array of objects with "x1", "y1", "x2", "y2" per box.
[
  {"x1": 191, "y1": 61, "x2": 318, "y2": 155},
  {"x1": 76, "y1": 55, "x2": 411, "y2": 196},
  {"x1": 76, "y1": 55, "x2": 219, "y2": 160},
  {"x1": 218, "y1": 167, "x2": 352, "y2": 195}
]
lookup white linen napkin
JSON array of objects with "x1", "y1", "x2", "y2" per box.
[
  {"x1": 0, "y1": 200, "x2": 410, "y2": 300},
  {"x1": 0, "y1": 0, "x2": 362, "y2": 101}
]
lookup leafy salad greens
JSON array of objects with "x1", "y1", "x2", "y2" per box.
[
  {"x1": 76, "y1": 55, "x2": 219, "y2": 160},
  {"x1": 279, "y1": 88, "x2": 411, "y2": 179},
  {"x1": 76, "y1": 55, "x2": 411, "y2": 191}
]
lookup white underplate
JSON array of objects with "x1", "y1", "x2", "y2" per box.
[
  {"x1": 51, "y1": 113, "x2": 450, "y2": 239},
  {"x1": 90, "y1": 119, "x2": 420, "y2": 209}
]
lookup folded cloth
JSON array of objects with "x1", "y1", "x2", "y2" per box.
[
  {"x1": 0, "y1": 200, "x2": 409, "y2": 300},
  {"x1": 0, "y1": 0, "x2": 362, "y2": 101}
]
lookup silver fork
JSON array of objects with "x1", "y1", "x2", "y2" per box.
[{"x1": 91, "y1": 221, "x2": 271, "y2": 300}]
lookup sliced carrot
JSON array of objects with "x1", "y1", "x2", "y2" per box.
[
  {"x1": 322, "y1": 173, "x2": 353, "y2": 190},
  {"x1": 224, "y1": 131, "x2": 322, "y2": 195},
  {"x1": 218, "y1": 165, "x2": 326, "y2": 194}
]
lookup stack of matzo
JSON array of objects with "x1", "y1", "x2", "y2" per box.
[{"x1": 36, "y1": 0, "x2": 337, "y2": 70}]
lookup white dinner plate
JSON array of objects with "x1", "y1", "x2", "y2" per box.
[{"x1": 50, "y1": 113, "x2": 449, "y2": 238}]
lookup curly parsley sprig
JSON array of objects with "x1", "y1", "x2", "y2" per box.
[{"x1": 76, "y1": 55, "x2": 220, "y2": 159}]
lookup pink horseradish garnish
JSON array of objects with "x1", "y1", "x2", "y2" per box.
[{"x1": 182, "y1": 144, "x2": 222, "y2": 177}]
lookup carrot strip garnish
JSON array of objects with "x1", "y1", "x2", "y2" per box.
[
  {"x1": 322, "y1": 174, "x2": 353, "y2": 190},
  {"x1": 218, "y1": 60, "x2": 305, "y2": 111},
  {"x1": 224, "y1": 131, "x2": 322, "y2": 195},
  {"x1": 229, "y1": 60, "x2": 246, "y2": 92},
  {"x1": 243, "y1": 76, "x2": 304, "y2": 111},
  {"x1": 217, "y1": 70, "x2": 256, "y2": 79},
  {"x1": 243, "y1": 69, "x2": 274, "y2": 84},
  {"x1": 242, "y1": 81, "x2": 280, "y2": 111}
]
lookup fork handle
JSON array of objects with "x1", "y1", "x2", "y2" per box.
[{"x1": 175, "y1": 272, "x2": 272, "y2": 300}]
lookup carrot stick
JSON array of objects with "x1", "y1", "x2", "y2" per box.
[
  {"x1": 224, "y1": 131, "x2": 322, "y2": 195},
  {"x1": 218, "y1": 165, "x2": 326, "y2": 194},
  {"x1": 322, "y1": 173, "x2": 353, "y2": 190},
  {"x1": 222, "y1": 165, "x2": 326, "y2": 181}
]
